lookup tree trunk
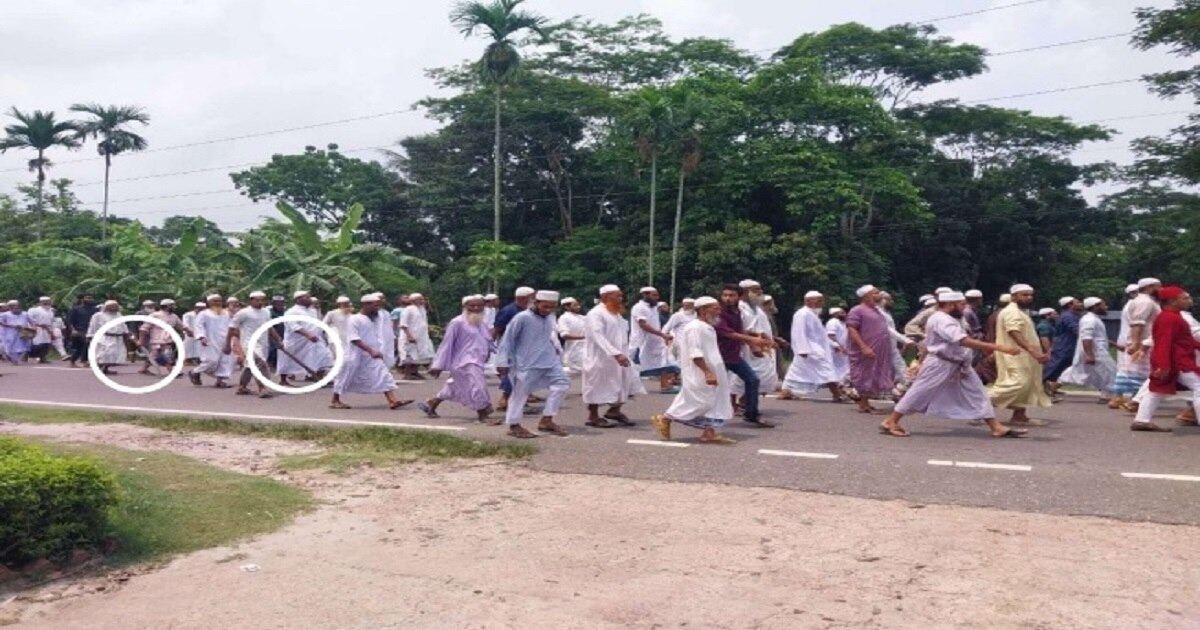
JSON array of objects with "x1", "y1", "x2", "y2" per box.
[
  {"x1": 102, "y1": 153, "x2": 112, "y2": 244},
  {"x1": 493, "y1": 85, "x2": 503, "y2": 242},
  {"x1": 670, "y1": 168, "x2": 686, "y2": 307},
  {"x1": 648, "y1": 151, "x2": 657, "y2": 286},
  {"x1": 35, "y1": 149, "x2": 46, "y2": 215}
]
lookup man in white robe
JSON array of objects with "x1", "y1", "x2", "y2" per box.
[
  {"x1": 735, "y1": 281, "x2": 781, "y2": 395},
  {"x1": 330, "y1": 295, "x2": 412, "y2": 410},
  {"x1": 582, "y1": 285, "x2": 645, "y2": 428},
  {"x1": 651, "y1": 297, "x2": 737, "y2": 445},
  {"x1": 87, "y1": 301, "x2": 127, "y2": 373},
  {"x1": 781, "y1": 292, "x2": 844, "y2": 401},
  {"x1": 630, "y1": 287, "x2": 679, "y2": 393},
  {"x1": 373, "y1": 293, "x2": 396, "y2": 370},
  {"x1": 144, "y1": 299, "x2": 182, "y2": 375},
  {"x1": 278, "y1": 291, "x2": 327, "y2": 385},
  {"x1": 399, "y1": 293, "x2": 436, "y2": 380},
  {"x1": 1060, "y1": 298, "x2": 1118, "y2": 399},
  {"x1": 26, "y1": 297, "x2": 55, "y2": 363},
  {"x1": 825, "y1": 307, "x2": 850, "y2": 383},
  {"x1": 228, "y1": 292, "x2": 276, "y2": 398},
  {"x1": 323, "y1": 296, "x2": 354, "y2": 359},
  {"x1": 662, "y1": 298, "x2": 696, "y2": 336},
  {"x1": 556, "y1": 297, "x2": 587, "y2": 375},
  {"x1": 189, "y1": 294, "x2": 234, "y2": 388},
  {"x1": 51, "y1": 312, "x2": 66, "y2": 358},
  {"x1": 181, "y1": 302, "x2": 203, "y2": 365},
  {"x1": 390, "y1": 294, "x2": 412, "y2": 368},
  {"x1": 879, "y1": 291, "x2": 915, "y2": 393},
  {"x1": 882, "y1": 292, "x2": 1027, "y2": 438}
]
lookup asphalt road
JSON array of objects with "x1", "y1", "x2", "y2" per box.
[{"x1": 2, "y1": 364, "x2": 1199, "y2": 525}]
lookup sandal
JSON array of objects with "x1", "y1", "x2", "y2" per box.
[
  {"x1": 258, "y1": 392, "x2": 275, "y2": 399},
  {"x1": 651, "y1": 415, "x2": 672, "y2": 440},
  {"x1": 390, "y1": 399, "x2": 414, "y2": 410},
  {"x1": 537, "y1": 421, "x2": 568, "y2": 437},
  {"x1": 879, "y1": 424, "x2": 910, "y2": 437},
  {"x1": 329, "y1": 402, "x2": 352, "y2": 410},
  {"x1": 213, "y1": 382, "x2": 232, "y2": 389},
  {"x1": 991, "y1": 428, "x2": 1027, "y2": 438},
  {"x1": 235, "y1": 388, "x2": 254, "y2": 396},
  {"x1": 482, "y1": 417, "x2": 503, "y2": 426},
  {"x1": 417, "y1": 402, "x2": 440, "y2": 418},
  {"x1": 700, "y1": 434, "x2": 737, "y2": 445},
  {"x1": 585, "y1": 418, "x2": 617, "y2": 429},
  {"x1": 604, "y1": 412, "x2": 635, "y2": 426},
  {"x1": 744, "y1": 418, "x2": 777, "y2": 428},
  {"x1": 508, "y1": 425, "x2": 538, "y2": 439}
]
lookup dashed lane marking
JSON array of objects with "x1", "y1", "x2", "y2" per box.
[
  {"x1": 626, "y1": 439, "x2": 689, "y2": 448},
  {"x1": 0, "y1": 398, "x2": 465, "y2": 432},
  {"x1": 758, "y1": 449, "x2": 839, "y2": 459},
  {"x1": 1121, "y1": 472, "x2": 1200, "y2": 482},
  {"x1": 928, "y1": 460, "x2": 1032, "y2": 472}
]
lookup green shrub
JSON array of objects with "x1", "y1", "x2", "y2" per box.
[{"x1": 0, "y1": 437, "x2": 118, "y2": 567}]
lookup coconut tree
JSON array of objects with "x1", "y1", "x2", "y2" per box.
[
  {"x1": 450, "y1": 0, "x2": 548, "y2": 242},
  {"x1": 70, "y1": 104, "x2": 150, "y2": 243},
  {"x1": 0, "y1": 108, "x2": 80, "y2": 216}
]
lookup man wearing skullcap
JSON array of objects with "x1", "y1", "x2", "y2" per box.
[
  {"x1": 557, "y1": 298, "x2": 587, "y2": 376},
  {"x1": 1059, "y1": 298, "x2": 1118, "y2": 399},
  {"x1": 421, "y1": 295, "x2": 495, "y2": 422},
  {"x1": 903, "y1": 293, "x2": 940, "y2": 339},
  {"x1": 278, "y1": 291, "x2": 329, "y2": 386},
  {"x1": 734, "y1": 280, "x2": 780, "y2": 399},
  {"x1": 323, "y1": 297, "x2": 355, "y2": 360},
  {"x1": 330, "y1": 295, "x2": 413, "y2": 411},
  {"x1": 1131, "y1": 286, "x2": 1200, "y2": 432},
  {"x1": 228, "y1": 292, "x2": 276, "y2": 398},
  {"x1": 652, "y1": 297, "x2": 738, "y2": 445},
  {"x1": 86, "y1": 300, "x2": 127, "y2": 373},
  {"x1": 492, "y1": 287, "x2": 536, "y2": 411},
  {"x1": 880, "y1": 292, "x2": 1027, "y2": 438},
  {"x1": 189, "y1": 294, "x2": 234, "y2": 388},
  {"x1": 825, "y1": 306, "x2": 851, "y2": 384},
  {"x1": 963, "y1": 290, "x2": 985, "y2": 341},
  {"x1": 66, "y1": 294, "x2": 98, "y2": 368},
  {"x1": 1035, "y1": 308, "x2": 1057, "y2": 354},
  {"x1": 581, "y1": 285, "x2": 645, "y2": 428},
  {"x1": 181, "y1": 302, "x2": 204, "y2": 366},
  {"x1": 780, "y1": 291, "x2": 844, "y2": 402},
  {"x1": 0, "y1": 301, "x2": 32, "y2": 364},
  {"x1": 389, "y1": 294, "x2": 412, "y2": 368},
  {"x1": 630, "y1": 287, "x2": 680, "y2": 394},
  {"x1": 662, "y1": 298, "x2": 697, "y2": 337},
  {"x1": 1111, "y1": 279, "x2": 1162, "y2": 411},
  {"x1": 1045, "y1": 297, "x2": 1084, "y2": 397},
  {"x1": 845, "y1": 285, "x2": 895, "y2": 413},
  {"x1": 26, "y1": 297, "x2": 55, "y2": 363},
  {"x1": 140, "y1": 299, "x2": 183, "y2": 376},
  {"x1": 988, "y1": 284, "x2": 1052, "y2": 425},
  {"x1": 399, "y1": 293, "x2": 436, "y2": 380},
  {"x1": 496, "y1": 290, "x2": 572, "y2": 438}
]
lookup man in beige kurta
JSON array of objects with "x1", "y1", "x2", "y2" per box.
[{"x1": 988, "y1": 283, "x2": 1052, "y2": 425}]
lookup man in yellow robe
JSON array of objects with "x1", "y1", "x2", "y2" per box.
[{"x1": 988, "y1": 283, "x2": 1052, "y2": 426}]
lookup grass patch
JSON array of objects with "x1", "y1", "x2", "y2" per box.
[
  {"x1": 31, "y1": 440, "x2": 312, "y2": 565},
  {"x1": 0, "y1": 404, "x2": 535, "y2": 473}
]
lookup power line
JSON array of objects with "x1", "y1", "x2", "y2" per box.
[
  {"x1": 917, "y1": 0, "x2": 1050, "y2": 24},
  {"x1": 1082, "y1": 110, "x2": 1193, "y2": 124},
  {"x1": 962, "y1": 78, "x2": 1143, "y2": 104},
  {"x1": 990, "y1": 32, "x2": 1132, "y2": 56}
]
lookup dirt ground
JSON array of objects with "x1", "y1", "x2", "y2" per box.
[{"x1": 1, "y1": 421, "x2": 1198, "y2": 630}]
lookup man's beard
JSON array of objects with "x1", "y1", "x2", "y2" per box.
[
  {"x1": 705, "y1": 315, "x2": 721, "y2": 326},
  {"x1": 749, "y1": 295, "x2": 765, "y2": 306},
  {"x1": 465, "y1": 311, "x2": 484, "y2": 326},
  {"x1": 605, "y1": 301, "x2": 624, "y2": 315},
  {"x1": 949, "y1": 308, "x2": 964, "y2": 319}
]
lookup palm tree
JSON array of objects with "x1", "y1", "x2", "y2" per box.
[
  {"x1": 669, "y1": 126, "x2": 703, "y2": 307},
  {"x1": 450, "y1": 0, "x2": 548, "y2": 242},
  {"x1": 0, "y1": 108, "x2": 81, "y2": 216},
  {"x1": 626, "y1": 89, "x2": 675, "y2": 286},
  {"x1": 70, "y1": 104, "x2": 150, "y2": 243}
]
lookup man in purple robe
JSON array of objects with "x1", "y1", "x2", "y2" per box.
[
  {"x1": 845, "y1": 285, "x2": 896, "y2": 414},
  {"x1": 420, "y1": 295, "x2": 497, "y2": 424}
]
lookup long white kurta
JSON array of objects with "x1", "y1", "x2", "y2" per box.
[
  {"x1": 334, "y1": 313, "x2": 396, "y2": 395},
  {"x1": 278, "y1": 304, "x2": 326, "y2": 377},
  {"x1": 323, "y1": 309, "x2": 353, "y2": 359},
  {"x1": 582, "y1": 305, "x2": 645, "y2": 405},
  {"x1": 399, "y1": 304, "x2": 435, "y2": 364},
  {"x1": 1059, "y1": 312, "x2": 1118, "y2": 392},
  {"x1": 630, "y1": 301, "x2": 669, "y2": 371},
  {"x1": 825, "y1": 317, "x2": 850, "y2": 381},
  {"x1": 87, "y1": 311, "x2": 127, "y2": 365},
  {"x1": 181, "y1": 310, "x2": 200, "y2": 360},
  {"x1": 557, "y1": 311, "x2": 587, "y2": 374},
  {"x1": 880, "y1": 307, "x2": 910, "y2": 384},
  {"x1": 894, "y1": 311, "x2": 995, "y2": 420},
  {"x1": 27, "y1": 306, "x2": 54, "y2": 345},
  {"x1": 783, "y1": 307, "x2": 839, "y2": 395},
  {"x1": 665, "y1": 319, "x2": 733, "y2": 422},
  {"x1": 231, "y1": 306, "x2": 271, "y2": 360},
  {"x1": 194, "y1": 308, "x2": 234, "y2": 378},
  {"x1": 733, "y1": 302, "x2": 780, "y2": 395}
]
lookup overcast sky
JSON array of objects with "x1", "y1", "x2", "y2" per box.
[{"x1": 0, "y1": 0, "x2": 1189, "y2": 231}]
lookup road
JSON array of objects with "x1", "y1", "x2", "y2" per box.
[{"x1": 2, "y1": 364, "x2": 1199, "y2": 525}]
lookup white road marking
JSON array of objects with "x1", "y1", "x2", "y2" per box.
[
  {"x1": 758, "y1": 449, "x2": 839, "y2": 459},
  {"x1": 927, "y1": 460, "x2": 1031, "y2": 472},
  {"x1": 0, "y1": 398, "x2": 465, "y2": 432},
  {"x1": 626, "y1": 439, "x2": 689, "y2": 448},
  {"x1": 1121, "y1": 472, "x2": 1200, "y2": 483}
]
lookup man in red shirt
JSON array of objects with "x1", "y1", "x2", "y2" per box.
[{"x1": 1132, "y1": 286, "x2": 1200, "y2": 433}]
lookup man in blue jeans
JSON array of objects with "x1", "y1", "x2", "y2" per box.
[{"x1": 715, "y1": 284, "x2": 777, "y2": 427}]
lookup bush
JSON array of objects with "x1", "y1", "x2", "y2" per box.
[{"x1": 0, "y1": 437, "x2": 118, "y2": 567}]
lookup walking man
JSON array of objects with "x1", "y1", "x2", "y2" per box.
[
  {"x1": 988, "y1": 284, "x2": 1052, "y2": 426},
  {"x1": 582, "y1": 285, "x2": 643, "y2": 428},
  {"x1": 845, "y1": 285, "x2": 896, "y2": 414},
  {"x1": 421, "y1": 295, "x2": 496, "y2": 423},
  {"x1": 715, "y1": 284, "x2": 775, "y2": 427},
  {"x1": 651, "y1": 297, "x2": 738, "y2": 445},
  {"x1": 496, "y1": 290, "x2": 572, "y2": 439}
]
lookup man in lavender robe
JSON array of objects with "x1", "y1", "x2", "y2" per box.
[
  {"x1": 0, "y1": 300, "x2": 32, "y2": 365},
  {"x1": 420, "y1": 295, "x2": 496, "y2": 423},
  {"x1": 845, "y1": 285, "x2": 896, "y2": 414},
  {"x1": 881, "y1": 292, "x2": 1027, "y2": 439}
]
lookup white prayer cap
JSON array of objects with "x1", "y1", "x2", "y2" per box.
[
  {"x1": 999, "y1": 294, "x2": 1011, "y2": 304},
  {"x1": 1137, "y1": 278, "x2": 1161, "y2": 289},
  {"x1": 856, "y1": 284, "x2": 877, "y2": 298},
  {"x1": 918, "y1": 294, "x2": 934, "y2": 304},
  {"x1": 103, "y1": 300, "x2": 118, "y2": 307},
  {"x1": 939, "y1": 291, "x2": 966, "y2": 303},
  {"x1": 360, "y1": 294, "x2": 381, "y2": 303},
  {"x1": 1058, "y1": 296, "x2": 1076, "y2": 307},
  {"x1": 535, "y1": 290, "x2": 560, "y2": 302},
  {"x1": 484, "y1": 293, "x2": 499, "y2": 301},
  {"x1": 923, "y1": 297, "x2": 937, "y2": 307},
  {"x1": 934, "y1": 287, "x2": 952, "y2": 295},
  {"x1": 1125, "y1": 284, "x2": 1140, "y2": 294},
  {"x1": 694, "y1": 296, "x2": 719, "y2": 308},
  {"x1": 764, "y1": 295, "x2": 774, "y2": 302},
  {"x1": 6, "y1": 300, "x2": 18, "y2": 305},
  {"x1": 965, "y1": 289, "x2": 983, "y2": 299},
  {"x1": 370, "y1": 292, "x2": 385, "y2": 301},
  {"x1": 1038, "y1": 308, "x2": 1056, "y2": 316},
  {"x1": 159, "y1": 299, "x2": 175, "y2": 306},
  {"x1": 462, "y1": 294, "x2": 484, "y2": 305},
  {"x1": 142, "y1": 300, "x2": 155, "y2": 306},
  {"x1": 248, "y1": 291, "x2": 267, "y2": 299},
  {"x1": 829, "y1": 307, "x2": 845, "y2": 315},
  {"x1": 681, "y1": 297, "x2": 695, "y2": 304},
  {"x1": 336, "y1": 296, "x2": 351, "y2": 304},
  {"x1": 514, "y1": 287, "x2": 535, "y2": 297},
  {"x1": 560, "y1": 297, "x2": 578, "y2": 306},
  {"x1": 1083, "y1": 297, "x2": 1103, "y2": 309},
  {"x1": 599, "y1": 284, "x2": 620, "y2": 296},
  {"x1": 409, "y1": 293, "x2": 424, "y2": 300},
  {"x1": 804, "y1": 291, "x2": 823, "y2": 299},
  {"x1": 38, "y1": 296, "x2": 51, "y2": 302},
  {"x1": 739, "y1": 279, "x2": 760, "y2": 289},
  {"x1": 640, "y1": 286, "x2": 657, "y2": 294},
  {"x1": 292, "y1": 290, "x2": 310, "y2": 299},
  {"x1": 1009, "y1": 283, "x2": 1034, "y2": 294},
  {"x1": 206, "y1": 294, "x2": 222, "y2": 302},
  {"x1": 226, "y1": 296, "x2": 241, "y2": 304},
  {"x1": 194, "y1": 302, "x2": 206, "y2": 308}
]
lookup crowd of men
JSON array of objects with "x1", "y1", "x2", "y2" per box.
[{"x1": 1, "y1": 276, "x2": 1197, "y2": 443}]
